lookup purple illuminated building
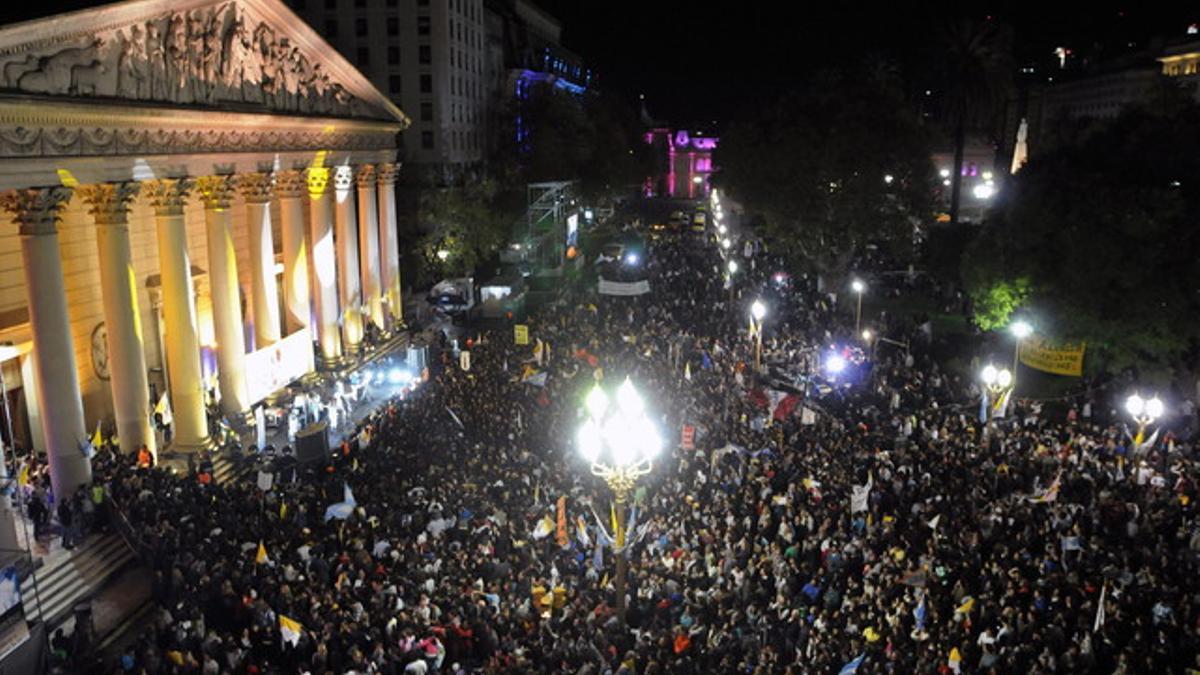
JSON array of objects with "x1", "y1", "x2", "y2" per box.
[{"x1": 643, "y1": 128, "x2": 718, "y2": 199}]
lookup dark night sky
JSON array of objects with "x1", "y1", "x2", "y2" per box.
[
  {"x1": 0, "y1": 1, "x2": 1195, "y2": 127},
  {"x1": 538, "y1": 1, "x2": 1200, "y2": 126}
]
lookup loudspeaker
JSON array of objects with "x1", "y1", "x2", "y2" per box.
[{"x1": 295, "y1": 421, "x2": 330, "y2": 466}]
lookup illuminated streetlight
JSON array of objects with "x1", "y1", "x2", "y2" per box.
[
  {"x1": 721, "y1": 238, "x2": 731, "y2": 250},
  {"x1": 750, "y1": 300, "x2": 767, "y2": 371},
  {"x1": 717, "y1": 224, "x2": 727, "y2": 235},
  {"x1": 1126, "y1": 393, "x2": 1165, "y2": 443},
  {"x1": 861, "y1": 329, "x2": 872, "y2": 342},
  {"x1": 973, "y1": 183, "x2": 995, "y2": 200},
  {"x1": 980, "y1": 364, "x2": 1013, "y2": 426},
  {"x1": 850, "y1": 278, "x2": 866, "y2": 335},
  {"x1": 577, "y1": 378, "x2": 660, "y2": 625},
  {"x1": 1009, "y1": 320, "x2": 1033, "y2": 387}
]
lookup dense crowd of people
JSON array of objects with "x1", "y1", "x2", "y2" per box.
[{"x1": 41, "y1": 219, "x2": 1200, "y2": 673}]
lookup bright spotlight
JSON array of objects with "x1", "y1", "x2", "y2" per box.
[
  {"x1": 1011, "y1": 320, "x2": 1032, "y2": 339},
  {"x1": 388, "y1": 368, "x2": 413, "y2": 384},
  {"x1": 625, "y1": 252, "x2": 639, "y2": 265},
  {"x1": 972, "y1": 183, "x2": 995, "y2": 200},
  {"x1": 826, "y1": 353, "x2": 846, "y2": 375}
]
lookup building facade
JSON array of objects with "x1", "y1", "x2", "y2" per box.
[
  {"x1": 643, "y1": 129, "x2": 717, "y2": 200},
  {"x1": 293, "y1": 0, "x2": 487, "y2": 181},
  {"x1": 0, "y1": 0, "x2": 408, "y2": 500}
]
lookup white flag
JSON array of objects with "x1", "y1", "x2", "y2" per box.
[{"x1": 1093, "y1": 582, "x2": 1107, "y2": 632}]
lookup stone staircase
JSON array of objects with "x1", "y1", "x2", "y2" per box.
[{"x1": 20, "y1": 533, "x2": 136, "y2": 628}]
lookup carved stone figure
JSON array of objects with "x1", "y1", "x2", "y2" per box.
[
  {"x1": 0, "y1": 4, "x2": 363, "y2": 116},
  {"x1": 70, "y1": 61, "x2": 107, "y2": 96},
  {"x1": 144, "y1": 20, "x2": 166, "y2": 100},
  {"x1": 165, "y1": 13, "x2": 188, "y2": 100},
  {"x1": 18, "y1": 37, "x2": 103, "y2": 94},
  {"x1": 1, "y1": 54, "x2": 39, "y2": 88}
]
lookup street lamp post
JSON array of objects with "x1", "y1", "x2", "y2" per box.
[
  {"x1": 727, "y1": 259, "x2": 738, "y2": 306},
  {"x1": 980, "y1": 364, "x2": 1013, "y2": 429},
  {"x1": 1125, "y1": 393, "x2": 1165, "y2": 444},
  {"x1": 851, "y1": 279, "x2": 866, "y2": 335},
  {"x1": 577, "y1": 378, "x2": 661, "y2": 626},
  {"x1": 750, "y1": 300, "x2": 767, "y2": 372},
  {"x1": 1010, "y1": 320, "x2": 1032, "y2": 387}
]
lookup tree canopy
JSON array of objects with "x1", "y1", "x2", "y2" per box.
[
  {"x1": 963, "y1": 106, "x2": 1200, "y2": 376},
  {"x1": 492, "y1": 87, "x2": 652, "y2": 200},
  {"x1": 716, "y1": 69, "x2": 934, "y2": 284}
]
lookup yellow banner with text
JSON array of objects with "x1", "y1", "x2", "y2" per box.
[{"x1": 1020, "y1": 338, "x2": 1086, "y2": 376}]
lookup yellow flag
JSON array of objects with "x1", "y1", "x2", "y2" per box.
[
  {"x1": 863, "y1": 626, "x2": 881, "y2": 642},
  {"x1": 279, "y1": 502, "x2": 288, "y2": 520},
  {"x1": 16, "y1": 462, "x2": 29, "y2": 488},
  {"x1": 279, "y1": 614, "x2": 303, "y2": 646},
  {"x1": 956, "y1": 596, "x2": 975, "y2": 615},
  {"x1": 91, "y1": 422, "x2": 102, "y2": 449},
  {"x1": 256, "y1": 541, "x2": 269, "y2": 564}
]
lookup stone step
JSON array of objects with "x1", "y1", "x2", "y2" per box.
[{"x1": 20, "y1": 533, "x2": 135, "y2": 627}]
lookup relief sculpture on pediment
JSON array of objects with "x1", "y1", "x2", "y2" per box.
[{"x1": 0, "y1": 2, "x2": 366, "y2": 117}]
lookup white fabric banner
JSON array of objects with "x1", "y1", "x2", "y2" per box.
[
  {"x1": 244, "y1": 328, "x2": 316, "y2": 405},
  {"x1": 598, "y1": 279, "x2": 651, "y2": 296}
]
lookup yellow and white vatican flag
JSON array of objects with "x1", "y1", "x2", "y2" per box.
[
  {"x1": 255, "y1": 541, "x2": 270, "y2": 565},
  {"x1": 279, "y1": 614, "x2": 303, "y2": 646},
  {"x1": 91, "y1": 422, "x2": 103, "y2": 449},
  {"x1": 155, "y1": 392, "x2": 173, "y2": 427}
]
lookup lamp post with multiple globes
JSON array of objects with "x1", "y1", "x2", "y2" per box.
[
  {"x1": 980, "y1": 364, "x2": 1013, "y2": 428},
  {"x1": 577, "y1": 378, "x2": 661, "y2": 625},
  {"x1": 1125, "y1": 393, "x2": 1165, "y2": 444}
]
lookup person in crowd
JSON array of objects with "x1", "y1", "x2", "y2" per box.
[{"x1": 52, "y1": 224, "x2": 1200, "y2": 674}]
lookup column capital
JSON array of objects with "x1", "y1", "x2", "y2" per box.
[
  {"x1": 306, "y1": 167, "x2": 331, "y2": 198},
  {"x1": 0, "y1": 187, "x2": 72, "y2": 235},
  {"x1": 143, "y1": 178, "x2": 195, "y2": 216},
  {"x1": 275, "y1": 170, "x2": 306, "y2": 199},
  {"x1": 239, "y1": 172, "x2": 275, "y2": 204},
  {"x1": 78, "y1": 182, "x2": 141, "y2": 226},
  {"x1": 377, "y1": 163, "x2": 398, "y2": 185},
  {"x1": 195, "y1": 175, "x2": 237, "y2": 211},
  {"x1": 333, "y1": 165, "x2": 355, "y2": 193},
  {"x1": 355, "y1": 164, "x2": 376, "y2": 188}
]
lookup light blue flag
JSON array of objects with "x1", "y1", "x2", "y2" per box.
[
  {"x1": 324, "y1": 483, "x2": 357, "y2": 522},
  {"x1": 79, "y1": 438, "x2": 96, "y2": 460},
  {"x1": 914, "y1": 594, "x2": 927, "y2": 631},
  {"x1": 979, "y1": 391, "x2": 989, "y2": 424},
  {"x1": 839, "y1": 654, "x2": 865, "y2": 675}
]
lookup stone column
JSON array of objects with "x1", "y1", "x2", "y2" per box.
[
  {"x1": 241, "y1": 173, "x2": 281, "y2": 348},
  {"x1": 143, "y1": 179, "x2": 208, "y2": 451},
  {"x1": 196, "y1": 175, "x2": 250, "y2": 419},
  {"x1": 306, "y1": 167, "x2": 342, "y2": 365},
  {"x1": 376, "y1": 163, "x2": 403, "y2": 327},
  {"x1": 79, "y1": 182, "x2": 155, "y2": 460},
  {"x1": 355, "y1": 165, "x2": 385, "y2": 332},
  {"x1": 275, "y1": 170, "x2": 310, "y2": 336},
  {"x1": 0, "y1": 187, "x2": 90, "y2": 497},
  {"x1": 333, "y1": 166, "x2": 363, "y2": 355}
]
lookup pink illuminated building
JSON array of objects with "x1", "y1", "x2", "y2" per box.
[{"x1": 643, "y1": 128, "x2": 718, "y2": 199}]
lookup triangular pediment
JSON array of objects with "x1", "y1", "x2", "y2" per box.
[{"x1": 0, "y1": 0, "x2": 409, "y2": 126}]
